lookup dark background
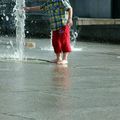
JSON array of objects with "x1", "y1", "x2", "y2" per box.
[
  {"x1": 0, "y1": 0, "x2": 120, "y2": 36},
  {"x1": 70, "y1": 0, "x2": 120, "y2": 18}
]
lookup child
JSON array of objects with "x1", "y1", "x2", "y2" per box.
[{"x1": 25, "y1": 0, "x2": 73, "y2": 65}]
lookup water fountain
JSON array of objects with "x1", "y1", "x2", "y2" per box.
[
  {"x1": 0, "y1": 0, "x2": 26, "y2": 61},
  {"x1": 13, "y1": 0, "x2": 26, "y2": 61}
]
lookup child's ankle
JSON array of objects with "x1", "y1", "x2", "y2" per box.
[{"x1": 57, "y1": 60, "x2": 68, "y2": 65}]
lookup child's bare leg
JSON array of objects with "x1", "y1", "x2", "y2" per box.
[
  {"x1": 56, "y1": 53, "x2": 62, "y2": 62},
  {"x1": 63, "y1": 52, "x2": 69, "y2": 61},
  {"x1": 51, "y1": 53, "x2": 62, "y2": 63},
  {"x1": 57, "y1": 52, "x2": 69, "y2": 64}
]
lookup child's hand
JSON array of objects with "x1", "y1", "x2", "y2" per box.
[{"x1": 67, "y1": 18, "x2": 73, "y2": 27}]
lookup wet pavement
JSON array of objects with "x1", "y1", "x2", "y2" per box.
[{"x1": 0, "y1": 38, "x2": 120, "y2": 120}]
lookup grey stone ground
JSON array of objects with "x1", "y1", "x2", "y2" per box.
[{"x1": 0, "y1": 38, "x2": 120, "y2": 120}]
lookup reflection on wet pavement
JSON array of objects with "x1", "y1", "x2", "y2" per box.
[{"x1": 52, "y1": 65, "x2": 70, "y2": 90}]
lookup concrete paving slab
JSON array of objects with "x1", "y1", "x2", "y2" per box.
[{"x1": 0, "y1": 39, "x2": 120, "y2": 120}]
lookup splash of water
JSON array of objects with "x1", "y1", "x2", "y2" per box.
[
  {"x1": 70, "y1": 29, "x2": 78, "y2": 47},
  {"x1": 13, "y1": 0, "x2": 26, "y2": 61}
]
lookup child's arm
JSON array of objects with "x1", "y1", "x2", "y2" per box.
[
  {"x1": 24, "y1": 6, "x2": 43, "y2": 12},
  {"x1": 67, "y1": 7, "x2": 73, "y2": 27}
]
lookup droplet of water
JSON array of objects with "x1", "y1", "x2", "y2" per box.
[
  {"x1": 3, "y1": 13, "x2": 5, "y2": 16},
  {"x1": 26, "y1": 31, "x2": 29, "y2": 34},
  {"x1": 6, "y1": 16, "x2": 9, "y2": 21}
]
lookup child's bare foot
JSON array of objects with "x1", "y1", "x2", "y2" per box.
[
  {"x1": 57, "y1": 60, "x2": 68, "y2": 65},
  {"x1": 50, "y1": 59, "x2": 62, "y2": 63}
]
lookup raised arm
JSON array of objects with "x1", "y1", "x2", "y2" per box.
[{"x1": 24, "y1": 6, "x2": 43, "y2": 12}]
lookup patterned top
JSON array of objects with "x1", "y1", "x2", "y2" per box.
[{"x1": 41, "y1": 0, "x2": 72, "y2": 31}]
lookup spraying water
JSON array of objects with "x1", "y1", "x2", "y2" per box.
[{"x1": 13, "y1": 0, "x2": 26, "y2": 61}]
